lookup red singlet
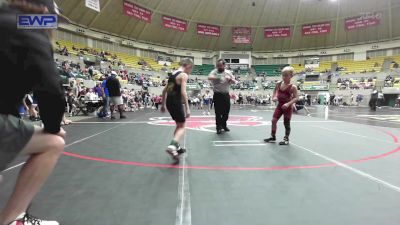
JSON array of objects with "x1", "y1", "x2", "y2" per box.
[{"x1": 273, "y1": 82, "x2": 294, "y2": 121}]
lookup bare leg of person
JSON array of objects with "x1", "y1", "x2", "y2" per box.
[
  {"x1": 166, "y1": 122, "x2": 186, "y2": 163},
  {"x1": 110, "y1": 104, "x2": 115, "y2": 118},
  {"x1": 271, "y1": 117, "x2": 278, "y2": 137},
  {"x1": 173, "y1": 122, "x2": 185, "y2": 143},
  {"x1": 0, "y1": 128, "x2": 64, "y2": 225},
  {"x1": 304, "y1": 106, "x2": 311, "y2": 116},
  {"x1": 29, "y1": 106, "x2": 38, "y2": 118},
  {"x1": 117, "y1": 105, "x2": 125, "y2": 118}
]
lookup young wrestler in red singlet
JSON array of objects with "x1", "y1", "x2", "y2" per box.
[{"x1": 264, "y1": 67, "x2": 298, "y2": 145}]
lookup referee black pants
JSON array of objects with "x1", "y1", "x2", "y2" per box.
[{"x1": 213, "y1": 92, "x2": 230, "y2": 129}]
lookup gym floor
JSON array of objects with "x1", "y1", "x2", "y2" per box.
[{"x1": 1, "y1": 105, "x2": 400, "y2": 225}]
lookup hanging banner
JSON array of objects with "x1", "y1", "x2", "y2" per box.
[
  {"x1": 162, "y1": 15, "x2": 188, "y2": 32},
  {"x1": 302, "y1": 22, "x2": 331, "y2": 36},
  {"x1": 345, "y1": 13, "x2": 382, "y2": 30},
  {"x1": 264, "y1": 26, "x2": 291, "y2": 38},
  {"x1": 85, "y1": 0, "x2": 100, "y2": 12},
  {"x1": 232, "y1": 27, "x2": 252, "y2": 44},
  {"x1": 197, "y1": 23, "x2": 220, "y2": 37},
  {"x1": 123, "y1": 1, "x2": 152, "y2": 23}
]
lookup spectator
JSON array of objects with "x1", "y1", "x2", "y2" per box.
[
  {"x1": 23, "y1": 93, "x2": 39, "y2": 121},
  {"x1": 88, "y1": 65, "x2": 94, "y2": 79},
  {"x1": 84, "y1": 88, "x2": 98, "y2": 102},
  {"x1": 66, "y1": 87, "x2": 75, "y2": 116},
  {"x1": 350, "y1": 92, "x2": 354, "y2": 105},
  {"x1": 396, "y1": 95, "x2": 400, "y2": 108},
  {"x1": 93, "y1": 83, "x2": 103, "y2": 97},
  {"x1": 154, "y1": 95, "x2": 162, "y2": 110},
  {"x1": 306, "y1": 94, "x2": 312, "y2": 106},
  {"x1": 369, "y1": 89, "x2": 378, "y2": 111},
  {"x1": 61, "y1": 45, "x2": 68, "y2": 56},
  {"x1": 329, "y1": 93, "x2": 335, "y2": 106},
  {"x1": 71, "y1": 80, "x2": 82, "y2": 97},
  {"x1": 106, "y1": 71, "x2": 126, "y2": 119},
  {"x1": 101, "y1": 74, "x2": 110, "y2": 117},
  {"x1": 356, "y1": 94, "x2": 363, "y2": 106},
  {"x1": 377, "y1": 92, "x2": 384, "y2": 108},
  {"x1": 62, "y1": 61, "x2": 73, "y2": 78}
]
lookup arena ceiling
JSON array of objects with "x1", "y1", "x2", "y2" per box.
[{"x1": 57, "y1": 0, "x2": 400, "y2": 52}]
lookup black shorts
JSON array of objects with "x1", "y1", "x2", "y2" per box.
[
  {"x1": 166, "y1": 98, "x2": 185, "y2": 123},
  {"x1": 0, "y1": 114, "x2": 35, "y2": 171}
]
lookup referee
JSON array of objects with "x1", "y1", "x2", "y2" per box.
[{"x1": 208, "y1": 59, "x2": 237, "y2": 134}]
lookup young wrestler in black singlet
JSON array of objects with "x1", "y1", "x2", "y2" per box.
[{"x1": 161, "y1": 58, "x2": 193, "y2": 164}]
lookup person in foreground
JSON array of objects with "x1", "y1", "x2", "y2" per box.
[
  {"x1": 0, "y1": 0, "x2": 68, "y2": 224},
  {"x1": 264, "y1": 66, "x2": 298, "y2": 145},
  {"x1": 161, "y1": 58, "x2": 192, "y2": 164}
]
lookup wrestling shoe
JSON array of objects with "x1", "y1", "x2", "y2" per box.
[
  {"x1": 166, "y1": 145, "x2": 182, "y2": 165},
  {"x1": 8, "y1": 213, "x2": 59, "y2": 225},
  {"x1": 177, "y1": 147, "x2": 186, "y2": 155},
  {"x1": 222, "y1": 127, "x2": 230, "y2": 132},
  {"x1": 279, "y1": 137, "x2": 289, "y2": 145},
  {"x1": 264, "y1": 136, "x2": 276, "y2": 143}
]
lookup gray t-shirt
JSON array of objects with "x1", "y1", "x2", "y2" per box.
[{"x1": 209, "y1": 69, "x2": 234, "y2": 93}]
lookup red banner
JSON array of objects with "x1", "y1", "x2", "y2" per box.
[
  {"x1": 345, "y1": 13, "x2": 381, "y2": 30},
  {"x1": 123, "y1": 1, "x2": 151, "y2": 23},
  {"x1": 232, "y1": 27, "x2": 252, "y2": 44},
  {"x1": 302, "y1": 22, "x2": 331, "y2": 36},
  {"x1": 162, "y1": 15, "x2": 187, "y2": 32},
  {"x1": 264, "y1": 26, "x2": 291, "y2": 38},
  {"x1": 197, "y1": 23, "x2": 220, "y2": 37}
]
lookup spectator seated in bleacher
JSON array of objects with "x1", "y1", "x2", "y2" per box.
[
  {"x1": 61, "y1": 61, "x2": 73, "y2": 78},
  {"x1": 384, "y1": 74, "x2": 396, "y2": 87},
  {"x1": 59, "y1": 45, "x2": 69, "y2": 56},
  {"x1": 337, "y1": 77, "x2": 375, "y2": 90},
  {"x1": 138, "y1": 59, "x2": 146, "y2": 66}
]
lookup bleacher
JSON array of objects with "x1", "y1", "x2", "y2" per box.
[
  {"x1": 238, "y1": 69, "x2": 249, "y2": 75},
  {"x1": 338, "y1": 57, "x2": 384, "y2": 74},
  {"x1": 389, "y1": 55, "x2": 400, "y2": 69},
  {"x1": 315, "y1": 61, "x2": 332, "y2": 73},
  {"x1": 291, "y1": 62, "x2": 332, "y2": 73},
  {"x1": 193, "y1": 64, "x2": 214, "y2": 75},
  {"x1": 56, "y1": 38, "x2": 400, "y2": 78},
  {"x1": 56, "y1": 40, "x2": 176, "y2": 72},
  {"x1": 290, "y1": 56, "x2": 400, "y2": 74},
  {"x1": 292, "y1": 64, "x2": 304, "y2": 73},
  {"x1": 253, "y1": 64, "x2": 289, "y2": 76}
]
